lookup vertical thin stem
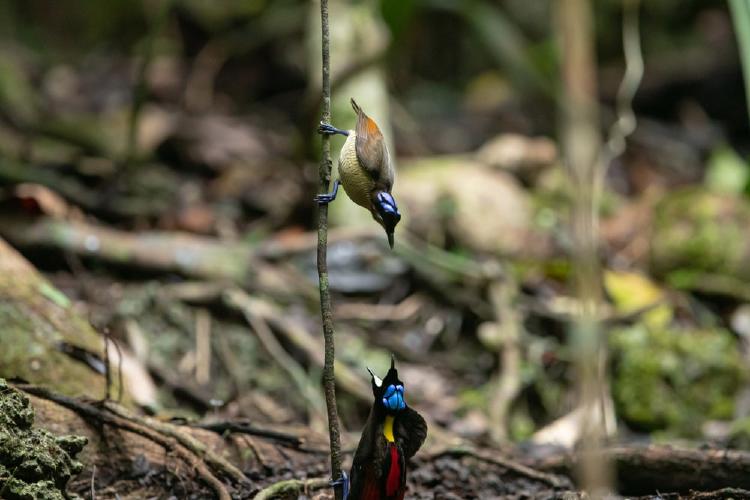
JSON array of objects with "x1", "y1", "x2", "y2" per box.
[
  {"x1": 730, "y1": 0, "x2": 750, "y2": 123},
  {"x1": 557, "y1": 0, "x2": 612, "y2": 495},
  {"x1": 317, "y1": 0, "x2": 344, "y2": 497}
]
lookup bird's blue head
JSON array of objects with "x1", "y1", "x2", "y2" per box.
[
  {"x1": 373, "y1": 191, "x2": 401, "y2": 249},
  {"x1": 368, "y1": 356, "x2": 407, "y2": 413}
]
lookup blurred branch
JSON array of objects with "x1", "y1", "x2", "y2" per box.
[
  {"x1": 532, "y1": 445, "x2": 750, "y2": 493},
  {"x1": 0, "y1": 215, "x2": 254, "y2": 282}
]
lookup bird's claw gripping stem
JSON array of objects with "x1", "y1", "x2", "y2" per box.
[
  {"x1": 318, "y1": 122, "x2": 349, "y2": 137},
  {"x1": 315, "y1": 179, "x2": 340, "y2": 205},
  {"x1": 330, "y1": 471, "x2": 349, "y2": 500}
]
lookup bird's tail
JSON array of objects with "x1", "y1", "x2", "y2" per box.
[{"x1": 351, "y1": 98, "x2": 364, "y2": 116}]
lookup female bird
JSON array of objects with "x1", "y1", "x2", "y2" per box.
[
  {"x1": 348, "y1": 357, "x2": 427, "y2": 500},
  {"x1": 317, "y1": 99, "x2": 401, "y2": 249}
]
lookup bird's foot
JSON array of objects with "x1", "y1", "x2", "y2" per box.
[
  {"x1": 318, "y1": 122, "x2": 349, "y2": 136},
  {"x1": 315, "y1": 193, "x2": 335, "y2": 204},
  {"x1": 315, "y1": 180, "x2": 340, "y2": 205},
  {"x1": 330, "y1": 471, "x2": 349, "y2": 500}
]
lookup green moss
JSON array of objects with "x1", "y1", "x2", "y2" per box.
[
  {"x1": 0, "y1": 379, "x2": 87, "y2": 499},
  {"x1": 0, "y1": 466, "x2": 65, "y2": 500},
  {"x1": 0, "y1": 379, "x2": 34, "y2": 430},
  {"x1": 651, "y1": 188, "x2": 750, "y2": 281},
  {"x1": 0, "y1": 300, "x2": 106, "y2": 398},
  {"x1": 611, "y1": 325, "x2": 745, "y2": 436}
]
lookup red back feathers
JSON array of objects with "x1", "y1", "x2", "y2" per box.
[{"x1": 385, "y1": 443, "x2": 402, "y2": 497}]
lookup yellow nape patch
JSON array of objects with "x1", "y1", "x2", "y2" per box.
[{"x1": 383, "y1": 415, "x2": 395, "y2": 442}]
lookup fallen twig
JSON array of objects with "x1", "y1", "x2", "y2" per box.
[
  {"x1": 253, "y1": 476, "x2": 330, "y2": 500},
  {"x1": 104, "y1": 402, "x2": 249, "y2": 486},
  {"x1": 191, "y1": 420, "x2": 307, "y2": 448}
]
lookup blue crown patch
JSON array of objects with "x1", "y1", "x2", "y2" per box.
[
  {"x1": 382, "y1": 384, "x2": 405, "y2": 411},
  {"x1": 377, "y1": 192, "x2": 400, "y2": 216}
]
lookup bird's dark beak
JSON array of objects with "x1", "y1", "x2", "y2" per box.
[{"x1": 387, "y1": 232, "x2": 394, "y2": 249}]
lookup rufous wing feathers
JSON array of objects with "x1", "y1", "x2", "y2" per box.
[{"x1": 351, "y1": 98, "x2": 387, "y2": 181}]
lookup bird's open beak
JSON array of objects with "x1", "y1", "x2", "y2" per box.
[{"x1": 387, "y1": 232, "x2": 394, "y2": 249}]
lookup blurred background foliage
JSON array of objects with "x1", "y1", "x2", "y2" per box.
[{"x1": 0, "y1": 0, "x2": 749, "y2": 453}]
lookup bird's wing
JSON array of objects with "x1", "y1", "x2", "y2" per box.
[
  {"x1": 351, "y1": 98, "x2": 393, "y2": 189},
  {"x1": 394, "y1": 407, "x2": 428, "y2": 460},
  {"x1": 350, "y1": 409, "x2": 379, "y2": 498}
]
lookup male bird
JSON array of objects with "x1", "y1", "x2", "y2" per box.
[
  {"x1": 347, "y1": 357, "x2": 427, "y2": 500},
  {"x1": 317, "y1": 99, "x2": 401, "y2": 249}
]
